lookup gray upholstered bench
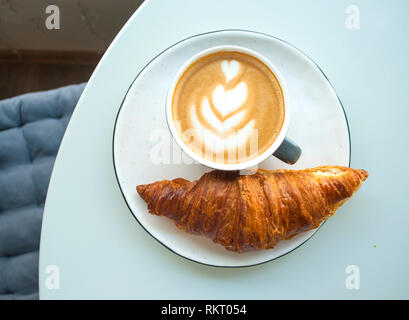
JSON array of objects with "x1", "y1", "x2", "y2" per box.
[{"x1": 0, "y1": 83, "x2": 85, "y2": 299}]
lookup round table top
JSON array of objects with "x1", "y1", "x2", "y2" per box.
[{"x1": 39, "y1": 0, "x2": 409, "y2": 299}]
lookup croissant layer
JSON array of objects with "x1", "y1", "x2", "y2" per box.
[{"x1": 136, "y1": 166, "x2": 368, "y2": 252}]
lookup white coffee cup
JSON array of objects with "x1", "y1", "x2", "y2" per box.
[{"x1": 166, "y1": 45, "x2": 301, "y2": 171}]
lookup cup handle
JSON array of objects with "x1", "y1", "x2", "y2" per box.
[{"x1": 273, "y1": 137, "x2": 302, "y2": 165}]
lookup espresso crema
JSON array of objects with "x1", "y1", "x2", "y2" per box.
[{"x1": 172, "y1": 51, "x2": 285, "y2": 164}]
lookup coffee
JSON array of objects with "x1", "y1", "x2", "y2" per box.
[{"x1": 172, "y1": 50, "x2": 285, "y2": 164}]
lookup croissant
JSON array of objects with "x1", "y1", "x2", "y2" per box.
[{"x1": 136, "y1": 166, "x2": 368, "y2": 252}]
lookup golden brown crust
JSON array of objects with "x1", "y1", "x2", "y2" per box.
[{"x1": 136, "y1": 166, "x2": 368, "y2": 252}]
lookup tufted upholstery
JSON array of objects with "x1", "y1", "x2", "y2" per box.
[{"x1": 0, "y1": 83, "x2": 86, "y2": 299}]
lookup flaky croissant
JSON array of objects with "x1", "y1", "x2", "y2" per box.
[{"x1": 137, "y1": 166, "x2": 368, "y2": 252}]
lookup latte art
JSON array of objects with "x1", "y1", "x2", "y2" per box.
[{"x1": 172, "y1": 51, "x2": 285, "y2": 164}]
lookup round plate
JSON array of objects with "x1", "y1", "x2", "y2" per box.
[{"x1": 113, "y1": 30, "x2": 350, "y2": 267}]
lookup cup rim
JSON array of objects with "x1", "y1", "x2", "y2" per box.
[{"x1": 166, "y1": 45, "x2": 291, "y2": 171}]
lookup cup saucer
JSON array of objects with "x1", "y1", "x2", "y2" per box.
[{"x1": 113, "y1": 29, "x2": 350, "y2": 267}]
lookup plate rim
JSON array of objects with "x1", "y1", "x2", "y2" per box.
[{"x1": 112, "y1": 28, "x2": 352, "y2": 268}]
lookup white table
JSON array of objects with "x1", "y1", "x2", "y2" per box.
[{"x1": 39, "y1": 0, "x2": 409, "y2": 299}]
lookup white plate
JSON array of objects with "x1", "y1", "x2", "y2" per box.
[{"x1": 113, "y1": 30, "x2": 350, "y2": 267}]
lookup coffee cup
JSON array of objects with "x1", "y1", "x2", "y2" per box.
[{"x1": 166, "y1": 45, "x2": 301, "y2": 171}]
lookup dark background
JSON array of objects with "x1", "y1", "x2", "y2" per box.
[{"x1": 0, "y1": 0, "x2": 144, "y2": 99}]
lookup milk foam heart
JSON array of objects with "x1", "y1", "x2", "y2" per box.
[
  {"x1": 172, "y1": 50, "x2": 285, "y2": 165},
  {"x1": 212, "y1": 82, "x2": 247, "y2": 118},
  {"x1": 191, "y1": 103, "x2": 255, "y2": 152},
  {"x1": 221, "y1": 60, "x2": 240, "y2": 82},
  {"x1": 199, "y1": 97, "x2": 247, "y2": 134}
]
